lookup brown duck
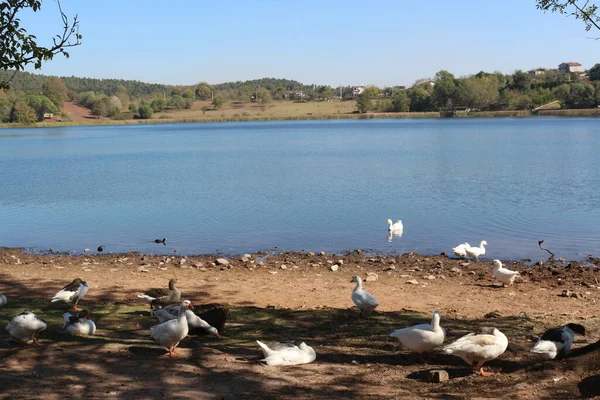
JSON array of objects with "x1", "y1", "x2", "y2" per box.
[{"x1": 137, "y1": 278, "x2": 181, "y2": 309}]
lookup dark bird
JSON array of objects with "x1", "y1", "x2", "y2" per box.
[
  {"x1": 51, "y1": 278, "x2": 89, "y2": 311},
  {"x1": 97, "y1": 245, "x2": 104, "y2": 252},
  {"x1": 154, "y1": 238, "x2": 167, "y2": 245},
  {"x1": 531, "y1": 323, "x2": 586, "y2": 359},
  {"x1": 137, "y1": 278, "x2": 181, "y2": 310}
]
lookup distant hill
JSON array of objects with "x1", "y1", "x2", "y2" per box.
[{"x1": 0, "y1": 70, "x2": 315, "y2": 98}]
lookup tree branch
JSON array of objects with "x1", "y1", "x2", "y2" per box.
[{"x1": 538, "y1": 240, "x2": 555, "y2": 260}]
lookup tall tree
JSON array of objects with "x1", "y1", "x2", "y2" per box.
[
  {"x1": 0, "y1": 1, "x2": 81, "y2": 89},
  {"x1": 42, "y1": 77, "x2": 68, "y2": 108},
  {"x1": 195, "y1": 83, "x2": 212, "y2": 100},
  {"x1": 356, "y1": 92, "x2": 372, "y2": 113},
  {"x1": 589, "y1": 63, "x2": 600, "y2": 81},
  {"x1": 392, "y1": 91, "x2": 410, "y2": 112},
  {"x1": 432, "y1": 70, "x2": 457, "y2": 109},
  {"x1": 536, "y1": 1, "x2": 600, "y2": 32}
]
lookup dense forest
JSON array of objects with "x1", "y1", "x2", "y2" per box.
[{"x1": 0, "y1": 64, "x2": 599, "y2": 123}]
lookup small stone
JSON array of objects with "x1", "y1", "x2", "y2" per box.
[
  {"x1": 194, "y1": 262, "x2": 204, "y2": 268},
  {"x1": 268, "y1": 271, "x2": 278, "y2": 275},
  {"x1": 450, "y1": 267, "x2": 461, "y2": 273},
  {"x1": 241, "y1": 256, "x2": 250, "y2": 263},
  {"x1": 179, "y1": 258, "x2": 187, "y2": 265},
  {"x1": 215, "y1": 258, "x2": 230, "y2": 266},
  {"x1": 425, "y1": 275, "x2": 436, "y2": 280},
  {"x1": 440, "y1": 252, "x2": 447, "y2": 257},
  {"x1": 308, "y1": 252, "x2": 315, "y2": 257},
  {"x1": 468, "y1": 271, "x2": 476, "y2": 275},
  {"x1": 319, "y1": 251, "x2": 326, "y2": 256},
  {"x1": 366, "y1": 272, "x2": 378, "y2": 282},
  {"x1": 389, "y1": 259, "x2": 397, "y2": 264},
  {"x1": 280, "y1": 264, "x2": 287, "y2": 270},
  {"x1": 83, "y1": 248, "x2": 90, "y2": 253},
  {"x1": 83, "y1": 268, "x2": 92, "y2": 272},
  {"x1": 199, "y1": 267, "x2": 207, "y2": 271},
  {"x1": 327, "y1": 260, "x2": 333, "y2": 265},
  {"x1": 386, "y1": 265, "x2": 396, "y2": 271},
  {"x1": 435, "y1": 261, "x2": 443, "y2": 268},
  {"x1": 330, "y1": 264, "x2": 339, "y2": 272},
  {"x1": 257, "y1": 261, "x2": 265, "y2": 266},
  {"x1": 356, "y1": 249, "x2": 363, "y2": 255},
  {"x1": 400, "y1": 274, "x2": 411, "y2": 278},
  {"x1": 137, "y1": 266, "x2": 149, "y2": 273},
  {"x1": 460, "y1": 262, "x2": 470, "y2": 267},
  {"x1": 337, "y1": 260, "x2": 344, "y2": 265},
  {"x1": 428, "y1": 370, "x2": 449, "y2": 383},
  {"x1": 406, "y1": 280, "x2": 419, "y2": 285}
]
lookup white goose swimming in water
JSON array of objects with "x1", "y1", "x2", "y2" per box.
[
  {"x1": 350, "y1": 275, "x2": 379, "y2": 317},
  {"x1": 389, "y1": 311, "x2": 446, "y2": 362},
  {"x1": 6, "y1": 311, "x2": 47, "y2": 346},
  {"x1": 443, "y1": 326, "x2": 508, "y2": 376},
  {"x1": 256, "y1": 340, "x2": 316, "y2": 366},
  {"x1": 531, "y1": 323, "x2": 586, "y2": 360},
  {"x1": 386, "y1": 219, "x2": 404, "y2": 232},
  {"x1": 491, "y1": 260, "x2": 520, "y2": 287},
  {"x1": 452, "y1": 243, "x2": 471, "y2": 258},
  {"x1": 465, "y1": 240, "x2": 488, "y2": 262}
]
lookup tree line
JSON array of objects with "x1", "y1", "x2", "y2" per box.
[{"x1": 1, "y1": 65, "x2": 600, "y2": 123}]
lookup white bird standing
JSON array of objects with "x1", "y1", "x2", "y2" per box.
[
  {"x1": 465, "y1": 240, "x2": 488, "y2": 262},
  {"x1": 256, "y1": 340, "x2": 316, "y2": 366},
  {"x1": 0, "y1": 293, "x2": 7, "y2": 306},
  {"x1": 350, "y1": 275, "x2": 379, "y2": 317},
  {"x1": 443, "y1": 327, "x2": 508, "y2": 376},
  {"x1": 491, "y1": 260, "x2": 520, "y2": 287},
  {"x1": 51, "y1": 278, "x2": 89, "y2": 310},
  {"x1": 6, "y1": 311, "x2": 47, "y2": 346},
  {"x1": 63, "y1": 310, "x2": 96, "y2": 336},
  {"x1": 452, "y1": 242, "x2": 471, "y2": 258},
  {"x1": 389, "y1": 311, "x2": 446, "y2": 362},
  {"x1": 150, "y1": 300, "x2": 193, "y2": 357},
  {"x1": 386, "y1": 219, "x2": 404, "y2": 232},
  {"x1": 153, "y1": 307, "x2": 220, "y2": 338},
  {"x1": 531, "y1": 323, "x2": 586, "y2": 360}
]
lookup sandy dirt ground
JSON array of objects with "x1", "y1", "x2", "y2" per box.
[{"x1": 1, "y1": 247, "x2": 599, "y2": 399}]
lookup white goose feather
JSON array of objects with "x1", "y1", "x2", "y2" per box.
[
  {"x1": 390, "y1": 311, "x2": 446, "y2": 354},
  {"x1": 256, "y1": 340, "x2": 316, "y2": 366},
  {"x1": 491, "y1": 260, "x2": 520, "y2": 286},
  {"x1": 350, "y1": 275, "x2": 379, "y2": 317},
  {"x1": 153, "y1": 307, "x2": 220, "y2": 338},
  {"x1": 63, "y1": 311, "x2": 96, "y2": 336},
  {"x1": 465, "y1": 240, "x2": 488, "y2": 262},
  {"x1": 150, "y1": 300, "x2": 193, "y2": 357},
  {"x1": 443, "y1": 327, "x2": 508, "y2": 376},
  {"x1": 6, "y1": 311, "x2": 47, "y2": 345}
]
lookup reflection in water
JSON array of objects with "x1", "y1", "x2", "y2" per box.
[{"x1": 387, "y1": 229, "x2": 403, "y2": 242}]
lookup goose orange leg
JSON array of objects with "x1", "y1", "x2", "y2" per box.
[{"x1": 478, "y1": 366, "x2": 492, "y2": 377}]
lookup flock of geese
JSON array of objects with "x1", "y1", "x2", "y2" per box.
[{"x1": 0, "y1": 219, "x2": 590, "y2": 375}]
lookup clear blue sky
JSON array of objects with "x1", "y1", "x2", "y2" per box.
[{"x1": 22, "y1": 0, "x2": 599, "y2": 87}]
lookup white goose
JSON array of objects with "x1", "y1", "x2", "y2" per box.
[
  {"x1": 386, "y1": 219, "x2": 404, "y2": 232},
  {"x1": 51, "y1": 278, "x2": 88, "y2": 310},
  {"x1": 452, "y1": 243, "x2": 471, "y2": 258},
  {"x1": 443, "y1": 327, "x2": 508, "y2": 376},
  {"x1": 150, "y1": 300, "x2": 193, "y2": 357},
  {"x1": 531, "y1": 323, "x2": 586, "y2": 360},
  {"x1": 0, "y1": 293, "x2": 7, "y2": 306},
  {"x1": 153, "y1": 307, "x2": 220, "y2": 338},
  {"x1": 6, "y1": 311, "x2": 47, "y2": 346},
  {"x1": 465, "y1": 240, "x2": 488, "y2": 262},
  {"x1": 350, "y1": 275, "x2": 379, "y2": 317},
  {"x1": 256, "y1": 340, "x2": 316, "y2": 366},
  {"x1": 63, "y1": 310, "x2": 96, "y2": 336},
  {"x1": 491, "y1": 260, "x2": 520, "y2": 287},
  {"x1": 389, "y1": 311, "x2": 446, "y2": 362}
]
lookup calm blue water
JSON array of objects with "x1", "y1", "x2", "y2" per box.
[{"x1": 1, "y1": 118, "x2": 599, "y2": 260}]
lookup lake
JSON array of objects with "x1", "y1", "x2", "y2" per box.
[{"x1": 1, "y1": 118, "x2": 599, "y2": 261}]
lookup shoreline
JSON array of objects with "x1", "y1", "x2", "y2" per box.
[{"x1": 1, "y1": 108, "x2": 599, "y2": 129}]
